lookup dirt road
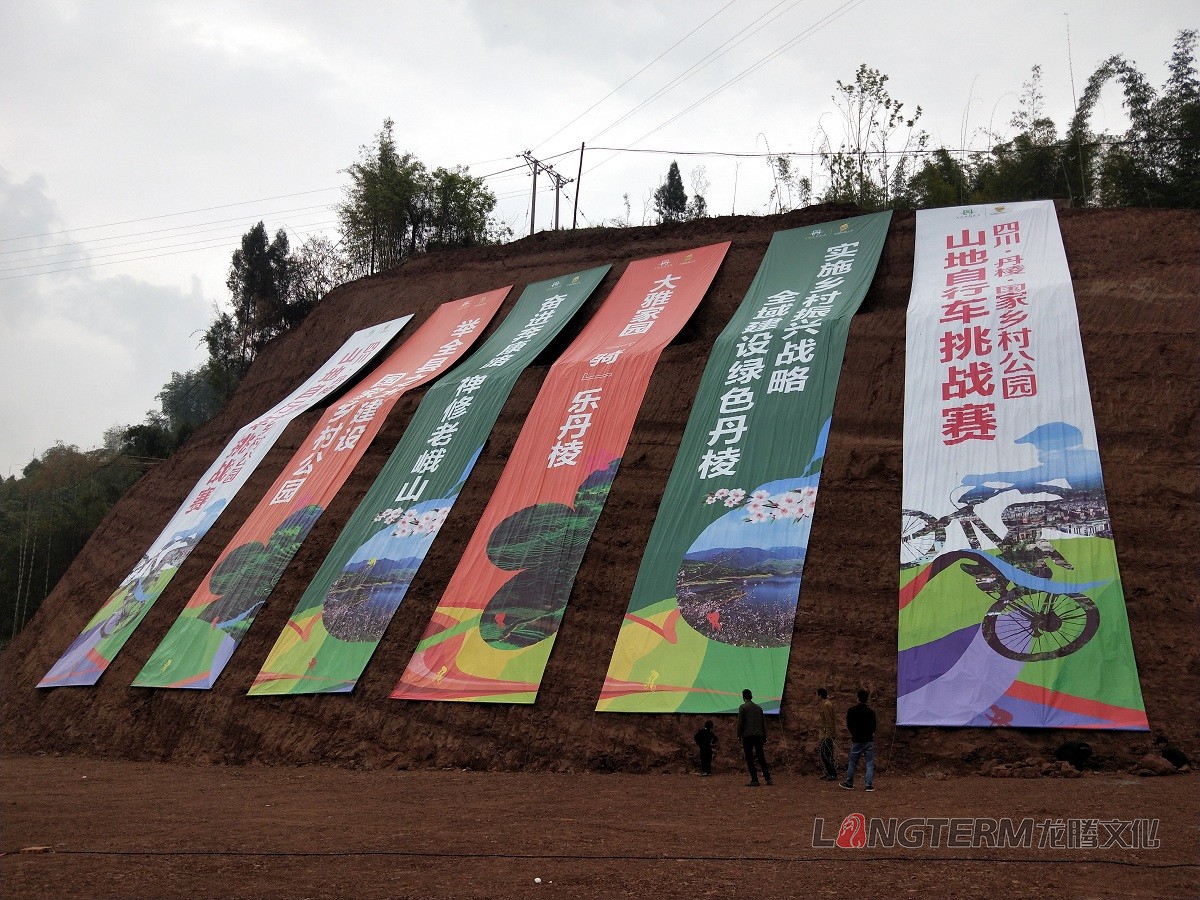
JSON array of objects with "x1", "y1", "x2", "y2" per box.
[{"x1": 3, "y1": 755, "x2": 1196, "y2": 898}]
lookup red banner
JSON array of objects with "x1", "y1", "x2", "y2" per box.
[
  {"x1": 393, "y1": 243, "x2": 729, "y2": 703},
  {"x1": 132, "y1": 290, "x2": 508, "y2": 688}
]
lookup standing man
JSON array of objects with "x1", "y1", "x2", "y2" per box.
[
  {"x1": 694, "y1": 720, "x2": 719, "y2": 776},
  {"x1": 841, "y1": 689, "x2": 876, "y2": 791},
  {"x1": 737, "y1": 688, "x2": 772, "y2": 787},
  {"x1": 817, "y1": 688, "x2": 837, "y2": 781}
]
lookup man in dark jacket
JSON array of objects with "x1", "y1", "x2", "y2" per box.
[
  {"x1": 737, "y1": 688, "x2": 772, "y2": 787},
  {"x1": 841, "y1": 689, "x2": 876, "y2": 791}
]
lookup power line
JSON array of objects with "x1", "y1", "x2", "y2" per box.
[
  {"x1": 520, "y1": 151, "x2": 575, "y2": 234},
  {"x1": 476, "y1": 160, "x2": 528, "y2": 179},
  {"x1": 587, "y1": 0, "x2": 808, "y2": 145},
  {"x1": 0, "y1": 203, "x2": 339, "y2": 257},
  {"x1": 634, "y1": 0, "x2": 867, "y2": 144},
  {"x1": 579, "y1": 134, "x2": 1181, "y2": 161},
  {"x1": 1, "y1": 187, "x2": 343, "y2": 243},
  {"x1": 586, "y1": 0, "x2": 866, "y2": 176},
  {"x1": 530, "y1": 0, "x2": 740, "y2": 153},
  {"x1": 477, "y1": 148, "x2": 575, "y2": 181},
  {"x1": 0, "y1": 222, "x2": 340, "y2": 282},
  {"x1": 1, "y1": 212, "x2": 338, "y2": 267},
  {"x1": 0, "y1": 219, "x2": 340, "y2": 275}
]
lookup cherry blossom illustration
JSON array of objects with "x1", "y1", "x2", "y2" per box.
[
  {"x1": 373, "y1": 505, "x2": 450, "y2": 537},
  {"x1": 703, "y1": 485, "x2": 818, "y2": 522}
]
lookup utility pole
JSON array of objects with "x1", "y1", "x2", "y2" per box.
[
  {"x1": 522, "y1": 150, "x2": 575, "y2": 236},
  {"x1": 547, "y1": 167, "x2": 571, "y2": 230},
  {"x1": 573, "y1": 142, "x2": 584, "y2": 229}
]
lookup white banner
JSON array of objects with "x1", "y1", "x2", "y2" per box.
[
  {"x1": 39, "y1": 316, "x2": 411, "y2": 687},
  {"x1": 898, "y1": 201, "x2": 1146, "y2": 729}
]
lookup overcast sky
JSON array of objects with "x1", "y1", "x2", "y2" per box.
[{"x1": 1, "y1": 0, "x2": 1193, "y2": 476}]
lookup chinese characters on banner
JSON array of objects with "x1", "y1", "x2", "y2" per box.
[
  {"x1": 393, "y1": 243, "x2": 729, "y2": 704},
  {"x1": 38, "y1": 316, "x2": 413, "y2": 687},
  {"x1": 898, "y1": 201, "x2": 1147, "y2": 729},
  {"x1": 131, "y1": 291, "x2": 507, "y2": 689},
  {"x1": 599, "y1": 213, "x2": 892, "y2": 714},
  {"x1": 248, "y1": 265, "x2": 611, "y2": 696},
  {"x1": 937, "y1": 218, "x2": 1037, "y2": 445}
]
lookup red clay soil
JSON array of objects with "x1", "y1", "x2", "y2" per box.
[
  {"x1": 2, "y1": 756, "x2": 1197, "y2": 899},
  {"x1": 0, "y1": 205, "x2": 1196, "y2": 782}
]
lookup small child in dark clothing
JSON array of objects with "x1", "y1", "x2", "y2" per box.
[{"x1": 694, "y1": 721, "x2": 719, "y2": 775}]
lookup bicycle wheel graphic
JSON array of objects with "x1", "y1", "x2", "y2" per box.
[
  {"x1": 900, "y1": 510, "x2": 944, "y2": 568},
  {"x1": 982, "y1": 588, "x2": 1100, "y2": 662}
]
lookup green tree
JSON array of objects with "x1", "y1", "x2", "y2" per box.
[
  {"x1": 290, "y1": 234, "x2": 349, "y2": 315},
  {"x1": 972, "y1": 66, "x2": 1072, "y2": 203},
  {"x1": 902, "y1": 148, "x2": 977, "y2": 209},
  {"x1": 653, "y1": 160, "x2": 689, "y2": 222},
  {"x1": 686, "y1": 164, "x2": 711, "y2": 219},
  {"x1": 338, "y1": 119, "x2": 505, "y2": 275},
  {"x1": 339, "y1": 119, "x2": 428, "y2": 273},
  {"x1": 819, "y1": 64, "x2": 927, "y2": 209},
  {"x1": 427, "y1": 165, "x2": 508, "y2": 248},
  {"x1": 226, "y1": 221, "x2": 296, "y2": 359},
  {"x1": 202, "y1": 307, "x2": 247, "y2": 406},
  {"x1": 116, "y1": 417, "x2": 175, "y2": 460},
  {"x1": 0, "y1": 444, "x2": 147, "y2": 642},
  {"x1": 766, "y1": 155, "x2": 812, "y2": 213},
  {"x1": 157, "y1": 369, "x2": 223, "y2": 434},
  {"x1": 1076, "y1": 29, "x2": 1200, "y2": 207}
]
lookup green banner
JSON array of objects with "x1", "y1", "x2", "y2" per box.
[
  {"x1": 599, "y1": 212, "x2": 891, "y2": 713},
  {"x1": 392, "y1": 243, "x2": 729, "y2": 704},
  {"x1": 249, "y1": 265, "x2": 610, "y2": 695}
]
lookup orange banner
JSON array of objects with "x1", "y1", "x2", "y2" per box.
[
  {"x1": 393, "y1": 243, "x2": 729, "y2": 703},
  {"x1": 132, "y1": 290, "x2": 508, "y2": 688}
]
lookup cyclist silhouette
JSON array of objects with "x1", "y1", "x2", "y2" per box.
[{"x1": 957, "y1": 422, "x2": 1103, "y2": 505}]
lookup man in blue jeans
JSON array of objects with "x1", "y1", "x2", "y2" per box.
[{"x1": 841, "y1": 689, "x2": 876, "y2": 792}]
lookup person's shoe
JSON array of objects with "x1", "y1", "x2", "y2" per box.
[
  {"x1": 764, "y1": 778, "x2": 773, "y2": 786},
  {"x1": 840, "y1": 782, "x2": 853, "y2": 790},
  {"x1": 746, "y1": 780, "x2": 760, "y2": 787},
  {"x1": 700, "y1": 772, "x2": 709, "y2": 777},
  {"x1": 865, "y1": 785, "x2": 874, "y2": 792},
  {"x1": 821, "y1": 775, "x2": 837, "y2": 781}
]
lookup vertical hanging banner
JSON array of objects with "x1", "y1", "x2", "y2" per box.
[
  {"x1": 394, "y1": 243, "x2": 730, "y2": 704},
  {"x1": 38, "y1": 317, "x2": 411, "y2": 688},
  {"x1": 599, "y1": 213, "x2": 892, "y2": 714},
  {"x1": 898, "y1": 201, "x2": 1147, "y2": 729},
  {"x1": 249, "y1": 265, "x2": 611, "y2": 695},
  {"x1": 131, "y1": 291, "x2": 507, "y2": 689}
]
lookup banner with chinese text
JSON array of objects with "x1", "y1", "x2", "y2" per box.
[
  {"x1": 598, "y1": 213, "x2": 891, "y2": 713},
  {"x1": 394, "y1": 243, "x2": 729, "y2": 703},
  {"x1": 898, "y1": 201, "x2": 1147, "y2": 729},
  {"x1": 38, "y1": 317, "x2": 411, "y2": 687},
  {"x1": 131, "y1": 292, "x2": 506, "y2": 689},
  {"x1": 249, "y1": 265, "x2": 611, "y2": 695}
]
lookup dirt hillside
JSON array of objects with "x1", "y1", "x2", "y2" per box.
[{"x1": 1, "y1": 205, "x2": 1196, "y2": 775}]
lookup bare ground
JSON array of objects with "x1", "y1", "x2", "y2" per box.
[{"x1": 2, "y1": 754, "x2": 1197, "y2": 899}]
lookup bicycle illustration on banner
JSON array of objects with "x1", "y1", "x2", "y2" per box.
[{"x1": 900, "y1": 422, "x2": 1111, "y2": 663}]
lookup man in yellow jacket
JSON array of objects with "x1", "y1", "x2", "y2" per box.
[{"x1": 817, "y1": 688, "x2": 838, "y2": 781}]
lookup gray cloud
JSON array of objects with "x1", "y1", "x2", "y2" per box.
[{"x1": 0, "y1": 169, "x2": 210, "y2": 476}]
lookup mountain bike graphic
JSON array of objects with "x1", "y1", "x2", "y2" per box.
[{"x1": 900, "y1": 422, "x2": 1108, "y2": 663}]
